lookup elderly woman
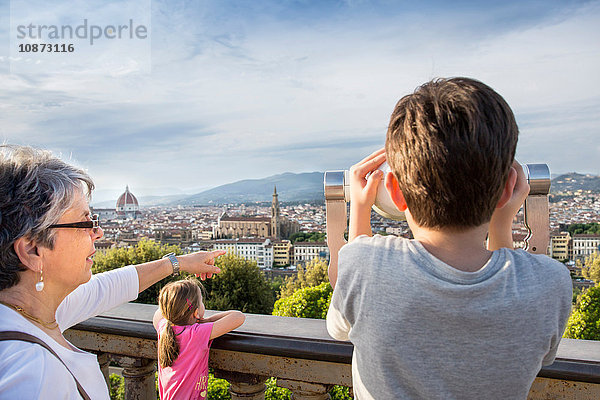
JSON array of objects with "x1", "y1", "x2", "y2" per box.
[{"x1": 0, "y1": 145, "x2": 224, "y2": 399}]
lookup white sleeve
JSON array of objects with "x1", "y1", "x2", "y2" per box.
[
  {"x1": 326, "y1": 301, "x2": 351, "y2": 341},
  {"x1": 57, "y1": 265, "x2": 140, "y2": 331},
  {"x1": 0, "y1": 343, "x2": 80, "y2": 399}
]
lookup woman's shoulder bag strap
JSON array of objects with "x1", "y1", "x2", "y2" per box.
[{"x1": 0, "y1": 331, "x2": 92, "y2": 400}]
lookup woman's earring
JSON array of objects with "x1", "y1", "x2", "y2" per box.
[{"x1": 35, "y1": 268, "x2": 44, "y2": 292}]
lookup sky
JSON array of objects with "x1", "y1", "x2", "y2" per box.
[{"x1": 1, "y1": 0, "x2": 599, "y2": 202}]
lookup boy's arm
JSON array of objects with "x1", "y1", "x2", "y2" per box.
[
  {"x1": 207, "y1": 311, "x2": 245, "y2": 340},
  {"x1": 488, "y1": 161, "x2": 530, "y2": 250},
  {"x1": 348, "y1": 149, "x2": 386, "y2": 242},
  {"x1": 329, "y1": 149, "x2": 385, "y2": 289}
]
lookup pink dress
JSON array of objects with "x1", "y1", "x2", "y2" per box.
[{"x1": 156, "y1": 318, "x2": 214, "y2": 400}]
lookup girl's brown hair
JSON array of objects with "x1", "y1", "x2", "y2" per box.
[{"x1": 157, "y1": 278, "x2": 203, "y2": 368}]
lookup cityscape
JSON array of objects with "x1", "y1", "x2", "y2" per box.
[{"x1": 91, "y1": 181, "x2": 600, "y2": 274}]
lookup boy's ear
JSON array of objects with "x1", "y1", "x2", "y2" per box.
[
  {"x1": 13, "y1": 236, "x2": 43, "y2": 272},
  {"x1": 496, "y1": 167, "x2": 518, "y2": 209},
  {"x1": 384, "y1": 172, "x2": 408, "y2": 212}
]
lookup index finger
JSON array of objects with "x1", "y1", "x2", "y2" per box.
[
  {"x1": 357, "y1": 148, "x2": 385, "y2": 165},
  {"x1": 211, "y1": 250, "x2": 226, "y2": 258}
]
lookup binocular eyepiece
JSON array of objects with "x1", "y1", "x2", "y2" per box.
[{"x1": 324, "y1": 162, "x2": 551, "y2": 254}]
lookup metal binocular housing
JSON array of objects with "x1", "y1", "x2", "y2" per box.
[{"x1": 324, "y1": 163, "x2": 551, "y2": 255}]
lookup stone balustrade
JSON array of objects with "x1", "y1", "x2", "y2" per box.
[{"x1": 64, "y1": 302, "x2": 600, "y2": 400}]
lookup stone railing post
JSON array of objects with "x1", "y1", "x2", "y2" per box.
[
  {"x1": 96, "y1": 352, "x2": 110, "y2": 387},
  {"x1": 278, "y1": 379, "x2": 331, "y2": 400},
  {"x1": 115, "y1": 356, "x2": 156, "y2": 400},
  {"x1": 214, "y1": 369, "x2": 268, "y2": 400}
]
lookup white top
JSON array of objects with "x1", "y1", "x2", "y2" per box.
[{"x1": 0, "y1": 265, "x2": 139, "y2": 399}]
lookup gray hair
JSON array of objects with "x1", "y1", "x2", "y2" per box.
[{"x1": 0, "y1": 145, "x2": 94, "y2": 291}]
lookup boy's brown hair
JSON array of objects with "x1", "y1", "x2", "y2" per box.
[
  {"x1": 385, "y1": 77, "x2": 518, "y2": 229},
  {"x1": 157, "y1": 278, "x2": 204, "y2": 368}
]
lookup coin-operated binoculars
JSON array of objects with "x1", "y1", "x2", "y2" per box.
[{"x1": 324, "y1": 163, "x2": 551, "y2": 268}]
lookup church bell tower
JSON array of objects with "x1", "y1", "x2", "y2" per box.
[{"x1": 271, "y1": 185, "x2": 280, "y2": 238}]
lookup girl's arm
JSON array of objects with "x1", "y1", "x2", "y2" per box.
[
  {"x1": 207, "y1": 310, "x2": 245, "y2": 340},
  {"x1": 153, "y1": 308, "x2": 163, "y2": 330},
  {"x1": 201, "y1": 310, "x2": 240, "y2": 323}
]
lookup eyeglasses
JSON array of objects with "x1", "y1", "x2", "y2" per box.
[{"x1": 48, "y1": 214, "x2": 101, "y2": 234}]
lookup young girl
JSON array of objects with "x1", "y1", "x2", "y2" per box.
[{"x1": 153, "y1": 278, "x2": 245, "y2": 400}]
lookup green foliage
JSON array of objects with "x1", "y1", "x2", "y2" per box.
[
  {"x1": 573, "y1": 286, "x2": 583, "y2": 304},
  {"x1": 208, "y1": 373, "x2": 231, "y2": 400},
  {"x1": 289, "y1": 231, "x2": 326, "y2": 244},
  {"x1": 265, "y1": 378, "x2": 291, "y2": 399},
  {"x1": 202, "y1": 253, "x2": 275, "y2": 314},
  {"x1": 582, "y1": 253, "x2": 600, "y2": 284},
  {"x1": 279, "y1": 258, "x2": 329, "y2": 298},
  {"x1": 273, "y1": 282, "x2": 332, "y2": 319},
  {"x1": 565, "y1": 286, "x2": 600, "y2": 340},
  {"x1": 567, "y1": 223, "x2": 600, "y2": 236},
  {"x1": 269, "y1": 276, "x2": 285, "y2": 297},
  {"x1": 109, "y1": 374, "x2": 124, "y2": 400},
  {"x1": 329, "y1": 385, "x2": 353, "y2": 399},
  {"x1": 207, "y1": 375, "x2": 292, "y2": 400},
  {"x1": 206, "y1": 375, "x2": 349, "y2": 400},
  {"x1": 92, "y1": 238, "x2": 182, "y2": 304}
]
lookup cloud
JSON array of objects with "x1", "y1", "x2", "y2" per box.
[{"x1": 2, "y1": 0, "x2": 599, "y2": 195}]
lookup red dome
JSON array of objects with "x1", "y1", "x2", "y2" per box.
[{"x1": 116, "y1": 186, "x2": 139, "y2": 209}]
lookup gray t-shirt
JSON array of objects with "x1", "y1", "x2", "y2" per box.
[{"x1": 326, "y1": 235, "x2": 572, "y2": 400}]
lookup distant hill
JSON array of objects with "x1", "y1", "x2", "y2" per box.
[
  {"x1": 93, "y1": 170, "x2": 598, "y2": 208},
  {"x1": 176, "y1": 172, "x2": 324, "y2": 205},
  {"x1": 551, "y1": 173, "x2": 600, "y2": 194}
]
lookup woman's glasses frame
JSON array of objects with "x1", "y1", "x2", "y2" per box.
[{"x1": 48, "y1": 214, "x2": 100, "y2": 234}]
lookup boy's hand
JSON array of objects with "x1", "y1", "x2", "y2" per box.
[
  {"x1": 488, "y1": 161, "x2": 530, "y2": 250},
  {"x1": 349, "y1": 148, "x2": 386, "y2": 209},
  {"x1": 348, "y1": 148, "x2": 386, "y2": 241}
]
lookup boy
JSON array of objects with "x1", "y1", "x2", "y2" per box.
[{"x1": 326, "y1": 78, "x2": 572, "y2": 399}]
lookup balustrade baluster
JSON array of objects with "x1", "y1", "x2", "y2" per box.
[
  {"x1": 215, "y1": 369, "x2": 268, "y2": 400},
  {"x1": 114, "y1": 356, "x2": 156, "y2": 400},
  {"x1": 95, "y1": 352, "x2": 110, "y2": 387}
]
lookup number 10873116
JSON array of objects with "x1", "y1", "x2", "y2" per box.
[{"x1": 18, "y1": 43, "x2": 74, "y2": 52}]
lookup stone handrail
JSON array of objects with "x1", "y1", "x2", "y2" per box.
[{"x1": 64, "y1": 302, "x2": 600, "y2": 400}]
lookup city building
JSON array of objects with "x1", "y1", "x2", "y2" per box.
[
  {"x1": 272, "y1": 240, "x2": 292, "y2": 266},
  {"x1": 154, "y1": 228, "x2": 193, "y2": 246},
  {"x1": 213, "y1": 238, "x2": 274, "y2": 268},
  {"x1": 293, "y1": 241, "x2": 329, "y2": 266},
  {"x1": 214, "y1": 186, "x2": 299, "y2": 239},
  {"x1": 116, "y1": 185, "x2": 141, "y2": 219},
  {"x1": 512, "y1": 232, "x2": 527, "y2": 250},
  {"x1": 550, "y1": 232, "x2": 571, "y2": 261},
  {"x1": 93, "y1": 208, "x2": 118, "y2": 221},
  {"x1": 572, "y1": 234, "x2": 600, "y2": 261},
  {"x1": 193, "y1": 230, "x2": 214, "y2": 241}
]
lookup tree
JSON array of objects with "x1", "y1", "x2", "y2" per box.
[
  {"x1": 567, "y1": 223, "x2": 600, "y2": 236},
  {"x1": 272, "y1": 282, "x2": 332, "y2": 319},
  {"x1": 582, "y1": 253, "x2": 600, "y2": 284},
  {"x1": 92, "y1": 238, "x2": 182, "y2": 304},
  {"x1": 279, "y1": 258, "x2": 329, "y2": 298},
  {"x1": 289, "y1": 232, "x2": 326, "y2": 244},
  {"x1": 202, "y1": 253, "x2": 275, "y2": 314},
  {"x1": 564, "y1": 286, "x2": 600, "y2": 340}
]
